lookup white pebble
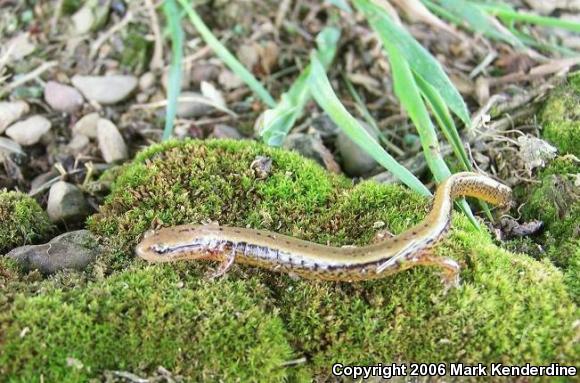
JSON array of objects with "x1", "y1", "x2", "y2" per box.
[
  {"x1": 0, "y1": 101, "x2": 29, "y2": 134},
  {"x1": 72, "y1": 75, "x2": 138, "y2": 105},
  {"x1": 5, "y1": 115, "x2": 52, "y2": 146},
  {"x1": 73, "y1": 112, "x2": 99, "y2": 138},
  {"x1": 71, "y1": 6, "x2": 94, "y2": 35},
  {"x1": 68, "y1": 134, "x2": 90, "y2": 155},
  {"x1": 97, "y1": 118, "x2": 128, "y2": 163},
  {"x1": 44, "y1": 81, "x2": 84, "y2": 113},
  {"x1": 139, "y1": 72, "x2": 156, "y2": 91}
]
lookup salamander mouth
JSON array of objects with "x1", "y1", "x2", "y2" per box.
[{"x1": 150, "y1": 243, "x2": 204, "y2": 255}]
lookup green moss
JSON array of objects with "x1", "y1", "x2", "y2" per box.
[
  {"x1": 1, "y1": 139, "x2": 578, "y2": 380},
  {"x1": 540, "y1": 72, "x2": 580, "y2": 156},
  {"x1": 0, "y1": 265, "x2": 294, "y2": 382},
  {"x1": 121, "y1": 27, "x2": 153, "y2": 74},
  {"x1": 0, "y1": 190, "x2": 53, "y2": 254},
  {"x1": 564, "y1": 246, "x2": 580, "y2": 303},
  {"x1": 520, "y1": 156, "x2": 579, "y2": 269},
  {"x1": 61, "y1": 0, "x2": 83, "y2": 14}
]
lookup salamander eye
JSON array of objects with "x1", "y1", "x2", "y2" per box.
[
  {"x1": 143, "y1": 229, "x2": 156, "y2": 239},
  {"x1": 151, "y1": 244, "x2": 170, "y2": 254}
]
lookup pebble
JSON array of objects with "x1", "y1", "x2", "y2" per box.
[
  {"x1": 0, "y1": 137, "x2": 23, "y2": 158},
  {"x1": 310, "y1": 115, "x2": 340, "y2": 140},
  {"x1": 250, "y1": 156, "x2": 273, "y2": 179},
  {"x1": 5, "y1": 115, "x2": 52, "y2": 146},
  {"x1": 72, "y1": 112, "x2": 100, "y2": 138},
  {"x1": 162, "y1": 65, "x2": 191, "y2": 91},
  {"x1": 5, "y1": 33, "x2": 35, "y2": 62},
  {"x1": 191, "y1": 64, "x2": 220, "y2": 85},
  {"x1": 29, "y1": 170, "x2": 59, "y2": 196},
  {"x1": 237, "y1": 44, "x2": 260, "y2": 71},
  {"x1": 46, "y1": 181, "x2": 90, "y2": 223},
  {"x1": 176, "y1": 91, "x2": 214, "y2": 118},
  {"x1": 209, "y1": 124, "x2": 243, "y2": 139},
  {"x1": 6, "y1": 230, "x2": 101, "y2": 274},
  {"x1": 336, "y1": 121, "x2": 378, "y2": 177},
  {"x1": 284, "y1": 133, "x2": 341, "y2": 173},
  {"x1": 72, "y1": 6, "x2": 94, "y2": 34},
  {"x1": 218, "y1": 70, "x2": 244, "y2": 90},
  {"x1": 0, "y1": 101, "x2": 29, "y2": 134},
  {"x1": 97, "y1": 118, "x2": 128, "y2": 163},
  {"x1": 44, "y1": 81, "x2": 84, "y2": 113},
  {"x1": 139, "y1": 72, "x2": 156, "y2": 91},
  {"x1": 71, "y1": 75, "x2": 138, "y2": 105},
  {"x1": 523, "y1": 0, "x2": 556, "y2": 14},
  {"x1": 68, "y1": 134, "x2": 90, "y2": 155}
]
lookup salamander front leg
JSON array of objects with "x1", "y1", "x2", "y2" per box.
[{"x1": 207, "y1": 248, "x2": 236, "y2": 280}]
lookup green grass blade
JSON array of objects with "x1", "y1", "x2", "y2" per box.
[
  {"x1": 308, "y1": 54, "x2": 431, "y2": 196},
  {"x1": 479, "y1": 4, "x2": 580, "y2": 33},
  {"x1": 387, "y1": 51, "x2": 478, "y2": 226},
  {"x1": 258, "y1": 27, "x2": 341, "y2": 146},
  {"x1": 353, "y1": 0, "x2": 479, "y2": 226},
  {"x1": 177, "y1": 0, "x2": 276, "y2": 107},
  {"x1": 326, "y1": 0, "x2": 353, "y2": 14},
  {"x1": 427, "y1": 0, "x2": 523, "y2": 47},
  {"x1": 342, "y1": 74, "x2": 404, "y2": 157},
  {"x1": 421, "y1": 0, "x2": 462, "y2": 24},
  {"x1": 353, "y1": 0, "x2": 471, "y2": 126},
  {"x1": 384, "y1": 42, "x2": 450, "y2": 183},
  {"x1": 162, "y1": 0, "x2": 183, "y2": 141},
  {"x1": 415, "y1": 73, "x2": 492, "y2": 221},
  {"x1": 415, "y1": 73, "x2": 470, "y2": 170},
  {"x1": 509, "y1": 26, "x2": 579, "y2": 57}
]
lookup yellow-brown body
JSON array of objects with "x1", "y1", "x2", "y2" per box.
[{"x1": 136, "y1": 172, "x2": 511, "y2": 284}]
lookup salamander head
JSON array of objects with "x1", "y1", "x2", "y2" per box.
[{"x1": 135, "y1": 225, "x2": 219, "y2": 262}]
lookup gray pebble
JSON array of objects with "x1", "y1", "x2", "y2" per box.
[
  {"x1": 336, "y1": 120, "x2": 378, "y2": 177},
  {"x1": 209, "y1": 124, "x2": 243, "y2": 139},
  {"x1": 310, "y1": 115, "x2": 340, "y2": 140},
  {"x1": 284, "y1": 133, "x2": 340, "y2": 173},
  {"x1": 176, "y1": 91, "x2": 214, "y2": 118},
  {"x1": 6, "y1": 230, "x2": 101, "y2": 274},
  {"x1": 47, "y1": 181, "x2": 90, "y2": 223}
]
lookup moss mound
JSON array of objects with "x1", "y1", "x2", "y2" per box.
[
  {"x1": 1, "y1": 139, "x2": 578, "y2": 381},
  {"x1": 0, "y1": 190, "x2": 53, "y2": 254},
  {"x1": 540, "y1": 73, "x2": 580, "y2": 156},
  {"x1": 519, "y1": 156, "x2": 579, "y2": 301},
  {"x1": 521, "y1": 157, "x2": 579, "y2": 266},
  {"x1": 0, "y1": 264, "x2": 294, "y2": 382}
]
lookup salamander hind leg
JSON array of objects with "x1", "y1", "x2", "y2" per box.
[{"x1": 409, "y1": 252, "x2": 461, "y2": 290}]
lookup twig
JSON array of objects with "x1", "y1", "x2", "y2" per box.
[
  {"x1": 90, "y1": 11, "x2": 134, "y2": 59},
  {"x1": 0, "y1": 44, "x2": 15, "y2": 81},
  {"x1": 50, "y1": 0, "x2": 64, "y2": 34},
  {"x1": 144, "y1": 0, "x2": 164, "y2": 70},
  {"x1": 0, "y1": 61, "x2": 58, "y2": 94},
  {"x1": 275, "y1": 0, "x2": 293, "y2": 29},
  {"x1": 487, "y1": 57, "x2": 580, "y2": 87},
  {"x1": 179, "y1": 45, "x2": 212, "y2": 67},
  {"x1": 469, "y1": 50, "x2": 497, "y2": 78},
  {"x1": 131, "y1": 95, "x2": 237, "y2": 117}
]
